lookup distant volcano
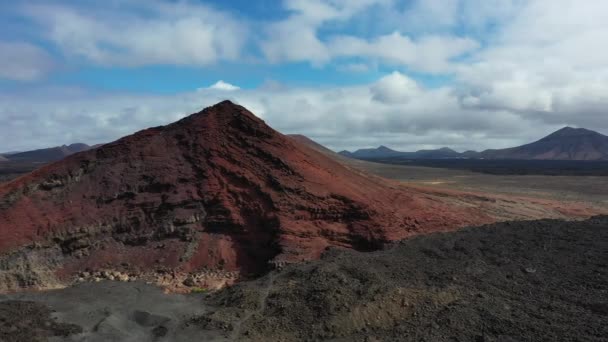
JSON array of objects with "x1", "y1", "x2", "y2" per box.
[
  {"x1": 479, "y1": 127, "x2": 608, "y2": 160},
  {"x1": 339, "y1": 146, "x2": 461, "y2": 159},
  {"x1": 6, "y1": 143, "x2": 92, "y2": 163},
  {"x1": 0, "y1": 101, "x2": 600, "y2": 291}
]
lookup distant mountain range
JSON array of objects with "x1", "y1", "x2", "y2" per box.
[
  {"x1": 339, "y1": 127, "x2": 608, "y2": 161},
  {"x1": 1, "y1": 143, "x2": 93, "y2": 163},
  {"x1": 3, "y1": 127, "x2": 607, "y2": 165},
  {"x1": 339, "y1": 146, "x2": 461, "y2": 159}
]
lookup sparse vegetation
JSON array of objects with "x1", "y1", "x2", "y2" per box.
[{"x1": 190, "y1": 287, "x2": 208, "y2": 294}]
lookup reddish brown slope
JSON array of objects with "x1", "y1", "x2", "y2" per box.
[{"x1": 0, "y1": 101, "x2": 601, "y2": 290}]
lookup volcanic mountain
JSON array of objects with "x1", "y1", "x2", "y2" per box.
[
  {"x1": 0, "y1": 155, "x2": 7, "y2": 162},
  {"x1": 287, "y1": 134, "x2": 335, "y2": 156},
  {"x1": 7, "y1": 143, "x2": 92, "y2": 163},
  {"x1": 480, "y1": 127, "x2": 608, "y2": 160},
  {"x1": 0, "y1": 101, "x2": 601, "y2": 291},
  {"x1": 339, "y1": 146, "x2": 461, "y2": 160},
  {"x1": 339, "y1": 145, "x2": 403, "y2": 159}
]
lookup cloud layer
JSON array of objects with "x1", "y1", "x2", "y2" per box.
[
  {"x1": 23, "y1": 1, "x2": 247, "y2": 66},
  {"x1": 1, "y1": 0, "x2": 608, "y2": 153},
  {"x1": 0, "y1": 73, "x2": 576, "y2": 153},
  {"x1": 0, "y1": 42, "x2": 54, "y2": 81}
]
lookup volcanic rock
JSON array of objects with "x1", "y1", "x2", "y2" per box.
[{"x1": 0, "y1": 101, "x2": 600, "y2": 291}]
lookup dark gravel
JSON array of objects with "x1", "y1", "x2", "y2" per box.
[
  {"x1": 2, "y1": 216, "x2": 607, "y2": 341},
  {"x1": 0, "y1": 300, "x2": 82, "y2": 342},
  {"x1": 197, "y1": 216, "x2": 608, "y2": 341}
]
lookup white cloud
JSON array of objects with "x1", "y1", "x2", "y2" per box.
[
  {"x1": 11, "y1": 0, "x2": 480, "y2": 73},
  {"x1": 400, "y1": 0, "x2": 460, "y2": 31},
  {"x1": 330, "y1": 32, "x2": 479, "y2": 73},
  {"x1": 370, "y1": 72, "x2": 421, "y2": 104},
  {"x1": 22, "y1": 1, "x2": 247, "y2": 67},
  {"x1": 284, "y1": 0, "x2": 392, "y2": 23},
  {"x1": 260, "y1": 0, "x2": 477, "y2": 72},
  {"x1": 0, "y1": 72, "x2": 573, "y2": 153},
  {"x1": 260, "y1": 0, "x2": 391, "y2": 65},
  {"x1": 2, "y1": 0, "x2": 608, "y2": 155},
  {"x1": 206, "y1": 80, "x2": 241, "y2": 91},
  {"x1": 261, "y1": 20, "x2": 331, "y2": 65},
  {"x1": 0, "y1": 42, "x2": 54, "y2": 81},
  {"x1": 455, "y1": 0, "x2": 608, "y2": 128},
  {"x1": 390, "y1": 0, "x2": 523, "y2": 33}
]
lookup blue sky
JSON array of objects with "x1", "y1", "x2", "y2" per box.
[
  {"x1": 1, "y1": 0, "x2": 608, "y2": 152},
  {"x1": 0, "y1": 0, "x2": 469, "y2": 92}
]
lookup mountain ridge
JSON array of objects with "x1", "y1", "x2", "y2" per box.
[
  {"x1": 340, "y1": 127, "x2": 608, "y2": 161},
  {"x1": 6, "y1": 143, "x2": 93, "y2": 163}
]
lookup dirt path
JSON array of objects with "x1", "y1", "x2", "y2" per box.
[{"x1": 1, "y1": 282, "x2": 214, "y2": 341}]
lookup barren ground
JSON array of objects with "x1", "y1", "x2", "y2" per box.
[
  {"x1": 344, "y1": 159, "x2": 608, "y2": 206},
  {"x1": 2, "y1": 157, "x2": 607, "y2": 341},
  {"x1": 2, "y1": 216, "x2": 607, "y2": 341}
]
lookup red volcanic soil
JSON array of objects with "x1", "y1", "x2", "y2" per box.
[{"x1": 0, "y1": 101, "x2": 602, "y2": 289}]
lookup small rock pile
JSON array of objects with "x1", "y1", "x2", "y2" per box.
[
  {"x1": 73, "y1": 268, "x2": 241, "y2": 293},
  {"x1": 181, "y1": 270, "x2": 240, "y2": 290},
  {"x1": 75, "y1": 270, "x2": 136, "y2": 283}
]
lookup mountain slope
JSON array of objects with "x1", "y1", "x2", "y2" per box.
[
  {"x1": 414, "y1": 147, "x2": 461, "y2": 159},
  {"x1": 480, "y1": 127, "x2": 608, "y2": 160},
  {"x1": 287, "y1": 135, "x2": 336, "y2": 157},
  {"x1": 0, "y1": 102, "x2": 601, "y2": 291},
  {"x1": 7, "y1": 143, "x2": 92, "y2": 163},
  {"x1": 0, "y1": 155, "x2": 7, "y2": 162}
]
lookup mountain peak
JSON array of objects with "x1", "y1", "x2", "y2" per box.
[
  {"x1": 68, "y1": 143, "x2": 90, "y2": 150},
  {"x1": 212, "y1": 99, "x2": 239, "y2": 108},
  {"x1": 480, "y1": 126, "x2": 608, "y2": 160},
  {"x1": 199, "y1": 99, "x2": 247, "y2": 118},
  {"x1": 172, "y1": 100, "x2": 271, "y2": 138},
  {"x1": 546, "y1": 126, "x2": 599, "y2": 139},
  {"x1": 377, "y1": 145, "x2": 395, "y2": 151}
]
